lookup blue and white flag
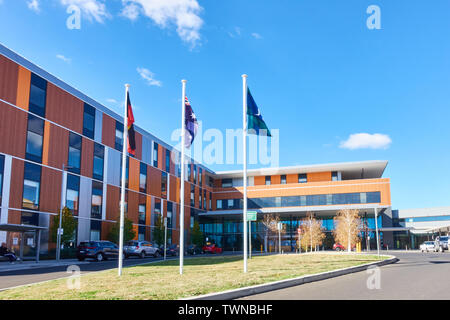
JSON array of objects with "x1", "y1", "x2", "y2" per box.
[
  {"x1": 184, "y1": 96, "x2": 198, "y2": 148},
  {"x1": 247, "y1": 88, "x2": 271, "y2": 136}
]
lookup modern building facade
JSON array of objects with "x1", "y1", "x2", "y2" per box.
[{"x1": 0, "y1": 43, "x2": 397, "y2": 258}]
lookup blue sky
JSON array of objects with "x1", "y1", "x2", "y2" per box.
[{"x1": 1, "y1": 0, "x2": 450, "y2": 210}]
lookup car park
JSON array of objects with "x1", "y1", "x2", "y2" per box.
[
  {"x1": 124, "y1": 241, "x2": 160, "y2": 258},
  {"x1": 77, "y1": 241, "x2": 125, "y2": 262},
  {"x1": 420, "y1": 241, "x2": 436, "y2": 252}
]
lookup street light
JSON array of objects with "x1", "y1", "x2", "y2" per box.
[{"x1": 56, "y1": 164, "x2": 73, "y2": 262}]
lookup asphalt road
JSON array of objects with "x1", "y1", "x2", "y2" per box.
[{"x1": 241, "y1": 251, "x2": 450, "y2": 300}]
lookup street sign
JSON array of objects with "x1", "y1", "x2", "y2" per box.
[
  {"x1": 247, "y1": 211, "x2": 257, "y2": 221},
  {"x1": 164, "y1": 217, "x2": 167, "y2": 228},
  {"x1": 277, "y1": 222, "x2": 283, "y2": 230},
  {"x1": 58, "y1": 228, "x2": 64, "y2": 235}
]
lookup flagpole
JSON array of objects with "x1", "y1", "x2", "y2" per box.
[
  {"x1": 180, "y1": 80, "x2": 187, "y2": 275},
  {"x1": 118, "y1": 84, "x2": 129, "y2": 276},
  {"x1": 242, "y1": 74, "x2": 248, "y2": 273}
]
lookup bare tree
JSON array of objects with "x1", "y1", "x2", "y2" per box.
[
  {"x1": 333, "y1": 209, "x2": 362, "y2": 252},
  {"x1": 298, "y1": 212, "x2": 325, "y2": 252},
  {"x1": 261, "y1": 214, "x2": 282, "y2": 253}
]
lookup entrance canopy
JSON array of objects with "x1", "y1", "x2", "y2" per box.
[{"x1": 0, "y1": 224, "x2": 47, "y2": 262}]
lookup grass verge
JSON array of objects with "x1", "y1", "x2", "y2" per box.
[{"x1": 0, "y1": 253, "x2": 387, "y2": 300}]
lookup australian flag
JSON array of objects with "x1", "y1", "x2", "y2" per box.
[
  {"x1": 247, "y1": 88, "x2": 271, "y2": 136},
  {"x1": 184, "y1": 96, "x2": 198, "y2": 148}
]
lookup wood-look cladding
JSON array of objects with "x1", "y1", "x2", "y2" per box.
[
  {"x1": 0, "y1": 102, "x2": 27, "y2": 158},
  {"x1": 148, "y1": 166, "x2": 161, "y2": 198},
  {"x1": 307, "y1": 171, "x2": 332, "y2": 183},
  {"x1": 169, "y1": 175, "x2": 177, "y2": 202},
  {"x1": 128, "y1": 157, "x2": 139, "y2": 192},
  {"x1": 158, "y1": 144, "x2": 164, "y2": 171},
  {"x1": 16, "y1": 66, "x2": 31, "y2": 110},
  {"x1": 134, "y1": 132, "x2": 142, "y2": 160},
  {"x1": 0, "y1": 55, "x2": 18, "y2": 105},
  {"x1": 105, "y1": 185, "x2": 120, "y2": 221},
  {"x1": 39, "y1": 166, "x2": 61, "y2": 214},
  {"x1": 81, "y1": 137, "x2": 93, "y2": 178},
  {"x1": 127, "y1": 191, "x2": 139, "y2": 223},
  {"x1": 46, "y1": 123, "x2": 69, "y2": 169},
  {"x1": 42, "y1": 121, "x2": 51, "y2": 166},
  {"x1": 45, "y1": 83, "x2": 84, "y2": 135},
  {"x1": 102, "y1": 114, "x2": 115, "y2": 149},
  {"x1": 8, "y1": 158, "x2": 24, "y2": 224}
]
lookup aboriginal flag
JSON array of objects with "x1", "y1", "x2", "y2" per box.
[{"x1": 127, "y1": 92, "x2": 136, "y2": 156}]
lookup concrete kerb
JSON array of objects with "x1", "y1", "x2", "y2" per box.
[{"x1": 183, "y1": 254, "x2": 398, "y2": 300}]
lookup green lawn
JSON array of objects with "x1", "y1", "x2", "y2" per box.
[{"x1": 0, "y1": 253, "x2": 387, "y2": 300}]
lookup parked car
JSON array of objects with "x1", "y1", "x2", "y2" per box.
[
  {"x1": 160, "y1": 244, "x2": 179, "y2": 257},
  {"x1": 124, "y1": 241, "x2": 160, "y2": 259},
  {"x1": 77, "y1": 241, "x2": 125, "y2": 262},
  {"x1": 202, "y1": 243, "x2": 223, "y2": 254},
  {"x1": 333, "y1": 243, "x2": 355, "y2": 251},
  {"x1": 420, "y1": 241, "x2": 436, "y2": 252},
  {"x1": 434, "y1": 236, "x2": 449, "y2": 253},
  {"x1": 187, "y1": 244, "x2": 203, "y2": 255}
]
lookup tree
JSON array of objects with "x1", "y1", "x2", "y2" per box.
[
  {"x1": 261, "y1": 214, "x2": 281, "y2": 252},
  {"x1": 298, "y1": 212, "x2": 325, "y2": 252},
  {"x1": 107, "y1": 214, "x2": 136, "y2": 244},
  {"x1": 191, "y1": 221, "x2": 204, "y2": 247},
  {"x1": 333, "y1": 209, "x2": 362, "y2": 252},
  {"x1": 50, "y1": 207, "x2": 77, "y2": 247},
  {"x1": 152, "y1": 215, "x2": 165, "y2": 246}
]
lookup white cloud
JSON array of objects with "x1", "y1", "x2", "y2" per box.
[
  {"x1": 106, "y1": 98, "x2": 118, "y2": 104},
  {"x1": 56, "y1": 54, "x2": 71, "y2": 63},
  {"x1": 122, "y1": 0, "x2": 203, "y2": 46},
  {"x1": 251, "y1": 32, "x2": 262, "y2": 39},
  {"x1": 137, "y1": 67, "x2": 162, "y2": 87},
  {"x1": 60, "y1": 0, "x2": 109, "y2": 23},
  {"x1": 27, "y1": 0, "x2": 40, "y2": 12},
  {"x1": 340, "y1": 133, "x2": 392, "y2": 150}
]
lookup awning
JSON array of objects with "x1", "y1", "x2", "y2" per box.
[{"x1": 0, "y1": 224, "x2": 48, "y2": 232}]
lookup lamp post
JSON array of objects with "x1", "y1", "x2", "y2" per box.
[{"x1": 56, "y1": 164, "x2": 72, "y2": 262}]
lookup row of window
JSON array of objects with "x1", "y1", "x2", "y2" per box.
[
  {"x1": 190, "y1": 184, "x2": 212, "y2": 210},
  {"x1": 215, "y1": 192, "x2": 382, "y2": 210}
]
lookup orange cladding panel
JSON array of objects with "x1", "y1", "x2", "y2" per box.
[
  {"x1": 16, "y1": 66, "x2": 31, "y2": 110},
  {"x1": 0, "y1": 102, "x2": 27, "y2": 158},
  {"x1": 0, "y1": 55, "x2": 18, "y2": 105},
  {"x1": 81, "y1": 138, "x2": 93, "y2": 178},
  {"x1": 128, "y1": 157, "x2": 140, "y2": 192},
  {"x1": 307, "y1": 171, "x2": 332, "y2": 182}
]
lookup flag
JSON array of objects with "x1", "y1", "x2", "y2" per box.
[
  {"x1": 247, "y1": 88, "x2": 271, "y2": 136},
  {"x1": 184, "y1": 96, "x2": 198, "y2": 148},
  {"x1": 127, "y1": 92, "x2": 136, "y2": 156}
]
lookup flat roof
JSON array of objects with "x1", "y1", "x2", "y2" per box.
[
  {"x1": 214, "y1": 160, "x2": 388, "y2": 179},
  {"x1": 397, "y1": 207, "x2": 450, "y2": 219}
]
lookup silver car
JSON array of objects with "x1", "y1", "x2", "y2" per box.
[
  {"x1": 124, "y1": 241, "x2": 160, "y2": 259},
  {"x1": 420, "y1": 241, "x2": 436, "y2": 252}
]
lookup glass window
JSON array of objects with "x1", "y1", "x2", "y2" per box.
[
  {"x1": 281, "y1": 175, "x2": 287, "y2": 184},
  {"x1": 90, "y1": 220, "x2": 101, "y2": 241},
  {"x1": 93, "y1": 143, "x2": 104, "y2": 181},
  {"x1": 187, "y1": 164, "x2": 191, "y2": 181},
  {"x1": 68, "y1": 132, "x2": 82, "y2": 174},
  {"x1": 298, "y1": 174, "x2": 307, "y2": 183},
  {"x1": 91, "y1": 181, "x2": 103, "y2": 219},
  {"x1": 221, "y1": 178, "x2": 232, "y2": 188},
  {"x1": 25, "y1": 114, "x2": 44, "y2": 163},
  {"x1": 22, "y1": 162, "x2": 41, "y2": 211},
  {"x1": 153, "y1": 142, "x2": 158, "y2": 167},
  {"x1": 265, "y1": 176, "x2": 271, "y2": 185},
  {"x1": 115, "y1": 122, "x2": 124, "y2": 151},
  {"x1": 161, "y1": 171, "x2": 167, "y2": 198},
  {"x1": 193, "y1": 165, "x2": 197, "y2": 184},
  {"x1": 66, "y1": 174, "x2": 80, "y2": 215},
  {"x1": 190, "y1": 184, "x2": 195, "y2": 206},
  {"x1": 165, "y1": 149, "x2": 170, "y2": 173},
  {"x1": 153, "y1": 198, "x2": 161, "y2": 226},
  {"x1": 0, "y1": 155, "x2": 4, "y2": 205},
  {"x1": 199, "y1": 168, "x2": 203, "y2": 185},
  {"x1": 83, "y1": 103, "x2": 96, "y2": 139},
  {"x1": 216, "y1": 199, "x2": 222, "y2": 209},
  {"x1": 28, "y1": 73, "x2": 47, "y2": 117},
  {"x1": 138, "y1": 204, "x2": 146, "y2": 225},
  {"x1": 203, "y1": 189, "x2": 207, "y2": 209},
  {"x1": 199, "y1": 189, "x2": 202, "y2": 209},
  {"x1": 332, "y1": 171, "x2": 338, "y2": 181},
  {"x1": 209, "y1": 192, "x2": 212, "y2": 210},
  {"x1": 139, "y1": 163, "x2": 147, "y2": 193}
]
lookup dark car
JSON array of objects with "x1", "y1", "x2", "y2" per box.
[
  {"x1": 77, "y1": 241, "x2": 125, "y2": 262},
  {"x1": 186, "y1": 244, "x2": 203, "y2": 255},
  {"x1": 160, "y1": 244, "x2": 179, "y2": 257}
]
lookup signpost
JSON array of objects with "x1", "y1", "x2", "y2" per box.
[
  {"x1": 247, "y1": 211, "x2": 257, "y2": 259},
  {"x1": 277, "y1": 222, "x2": 282, "y2": 254},
  {"x1": 164, "y1": 217, "x2": 167, "y2": 261}
]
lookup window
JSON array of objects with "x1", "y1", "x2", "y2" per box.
[
  {"x1": 161, "y1": 171, "x2": 167, "y2": 198},
  {"x1": 332, "y1": 171, "x2": 338, "y2": 181},
  {"x1": 199, "y1": 188, "x2": 202, "y2": 209},
  {"x1": 209, "y1": 192, "x2": 212, "y2": 210},
  {"x1": 298, "y1": 174, "x2": 307, "y2": 183},
  {"x1": 193, "y1": 165, "x2": 197, "y2": 184},
  {"x1": 187, "y1": 164, "x2": 191, "y2": 181},
  {"x1": 93, "y1": 143, "x2": 104, "y2": 181},
  {"x1": 216, "y1": 199, "x2": 222, "y2": 210},
  {"x1": 199, "y1": 168, "x2": 203, "y2": 185},
  {"x1": 0, "y1": 155, "x2": 4, "y2": 205},
  {"x1": 153, "y1": 198, "x2": 161, "y2": 226},
  {"x1": 138, "y1": 204, "x2": 146, "y2": 225},
  {"x1": 139, "y1": 163, "x2": 147, "y2": 193},
  {"x1": 221, "y1": 178, "x2": 232, "y2": 188},
  {"x1": 167, "y1": 202, "x2": 173, "y2": 244},
  {"x1": 83, "y1": 103, "x2": 96, "y2": 139},
  {"x1": 22, "y1": 162, "x2": 41, "y2": 211},
  {"x1": 203, "y1": 189, "x2": 207, "y2": 209},
  {"x1": 25, "y1": 114, "x2": 44, "y2": 163},
  {"x1": 153, "y1": 142, "x2": 158, "y2": 167},
  {"x1": 265, "y1": 176, "x2": 271, "y2": 185},
  {"x1": 165, "y1": 149, "x2": 170, "y2": 173},
  {"x1": 281, "y1": 175, "x2": 287, "y2": 184},
  {"x1": 115, "y1": 122, "x2": 124, "y2": 151},
  {"x1": 66, "y1": 174, "x2": 80, "y2": 215},
  {"x1": 68, "y1": 132, "x2": 82, "y2": 174},
  {"x1": 190, "y1": 184, "x2": 195, "y2": 207},
  {"x1": 28, "y1": 73, "x2": 47, "y2": 117},
  {"x1": 91, "y1": 181, "x2": 103, "y2": 219}
]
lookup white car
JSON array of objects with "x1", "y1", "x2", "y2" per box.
[{"x1": 420, "y1": 241, "x2": 436, "y2": 252}]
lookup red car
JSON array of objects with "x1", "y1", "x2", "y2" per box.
[
  {"x1": 333, "y1": 243, "x2": 355, "y2": 251},
  {"x1": 202, "y1": 244, "x2": 222, "y2": 254}
]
